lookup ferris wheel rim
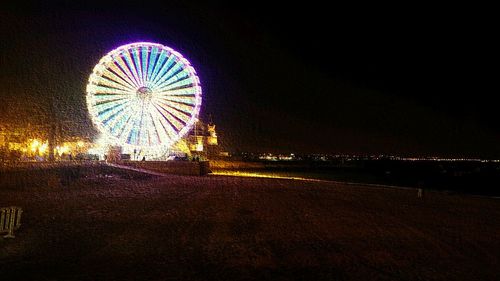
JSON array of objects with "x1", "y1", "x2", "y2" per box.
[{"x1": 86, "y1": 42, "x2": 202, "y2": 156}]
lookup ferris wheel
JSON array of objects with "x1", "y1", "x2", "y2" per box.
[{"x1": 86, "y1": 42, "x2": 202, "y2": 158}]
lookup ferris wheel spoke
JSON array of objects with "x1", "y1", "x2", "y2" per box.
[
  {"x1": 155, "y1": 99, "x2": 194, "y2": 119},
  {"x1": 144, "y1": 120, "x2": 154, "y2": 146},
  {"x1": 155, "y1": 87, "x2": 198, "y2": 96},
  {"x1": 120, "y1": 105, "x2": 142, "y2": 145},
  {"x1": 153, "y1": 68, "x2": 187, "y2": 91},
  {"x1": 97, "y1": 105, "x2": 131, "y2": 130},
  {"x1": 93, "y1": 97, "x2": 129, "y2": 108},
  {"x1": 93, "y1": 85, "x2": 134, "y2": 95},
  {"x1": 105, "y1": 105, "x2": 135, "y2": 136},
  {"x1": 126, "y1": 124, "x2": 137, "y2": 145},
  {"x1": 109, "y1": 59, "x2": 139, "y2": 88},
  {"x1": 95, "y1": 69, "x2": 132, "y2": 91},
  {"x1": 95, "y1": 97, "x2": 130, "y2": 115},
  {"x1": 145, "y1": 109, "x2": 160, "y2": 146},
  {"x1": 141, "y1": 46, "x2": 150, "y2": 86},
  {"x1": 140, "y1": 111, "x2": 152, "y2": 146},
  {"x1": 163, "y1": 84, "x2": 197, "y2": 93},
  {"x1": 158, "y1": 118, "x2": 177, "y2": 141},
  {"x1": 150, "y1": 52, "x2": 177, "y2": 85},
  {"x1": 136, "y1": 98, "x2": 151, "y2": 146},
  {"x1": 121, "y1": 51, "x2": 142, "y2": 87},
  {"x1": 154, "y1": 76, "x2": 193, "y2": 93},
  {"x1": 91, "y1": 96, "x2": 130, "y2": 112},
  {"x1": 153, "y1": 105, "x2": 191, "y2": 131},
  {"x1": 152, "y1": 102, "x2": 185, "y2": 133},
  {"x1": 106, "y1": 61, "x2": 139, "y2": 89},
  {"x1": 159, "y1": 95, "x2": 197, "y2": 105},
  {"x1": 149, "y1": 50, "x2": 168, "y2": 86},
  {"x1": 145, "y1": 131, "x2": 151, "y2": 146},
  {"x1": 156, "y1": 95, "x2": 196, "y2": 109},
  {"x1": 135, "y1": 106, "x2": 150, "y2": 146},
  {"x1": 97, "y1": 75, "x2": 135, "y2": 92},
  {"x1": 146, "y1": 47, "x2": 159, "y2": 83},
  {"x1": 132, "y1": 48, "x2": 144, "y2": 86},
  {"x1": 101, "y1": 105, "x2": 126, "y2": 127},
  {"x1": 147, "y1": 111, "x2": 162, "y2": 145},
  {"x1": 151, "y1": 54, "x2": 179, "y2": 85},
  {"x1": 137, "y1": 47, "x2": 146, "y2": 85},
  {"x1": 93, "y1": 94, "x2": 130, "y2": 103},
  {"x1": 136, "y1": 104, "x2": 149, "y2": 146},
  {"x1": 93, "y1": 93, "x2": 130, "y2": 104},
  {"x1": 94, "y1": 83, "x2": 134, "y2": 95},
  {"x1": 115, "y1": 112, "x2": 135, "y2": 142},
  {"x1": 107, "y1": 99, "x2": 136, "y2": 130},
  {"x1": 95, "y1": 101, "x2": 131, "y2": 124},
  {"x1": 151, "y1": 106, "x2": 177, "y2": 140},
  {"x1": 153, "y1": 70, "x2": 190, "y2": 91},
  {"x1": 163, "y1": 73, "x2": 191, "y2": 88},
  {"x1": 154, "y1": 61, "x2": 184, "y2": 88},
  {"x1": 156, "y1": 99, "x2": 194, "y2": 118}
]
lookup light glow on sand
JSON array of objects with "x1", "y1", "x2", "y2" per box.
[{"x1": 211, "y1": 170, "x2": 325, "y2": 182}]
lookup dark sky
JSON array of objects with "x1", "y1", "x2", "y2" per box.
[{"x1": 1, "y1": 2, "x2": 498, "y2": 157}]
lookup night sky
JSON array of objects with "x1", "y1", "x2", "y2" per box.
[{"x1": 1, "y1": 2, "x2": 498, "y2": 157}]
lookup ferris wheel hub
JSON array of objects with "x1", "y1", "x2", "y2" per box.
[{"x1": 136, "y1": 86, "x2": 153, "y2": 102}]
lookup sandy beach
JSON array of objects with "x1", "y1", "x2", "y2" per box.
[{"x1": 1, "y1": 173, "x2": 500, "y2": 280}]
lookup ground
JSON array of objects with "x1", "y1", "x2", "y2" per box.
[{"x1": 1, "y1": 174, "x2": 500, "y2": 280}]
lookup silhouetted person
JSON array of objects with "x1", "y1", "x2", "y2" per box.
[
  {"x1": 142, "y1": 156, "x2": 146, "y2": 161},
  {"x1": 417, "y1": 180, "x2": 425, "y2": 199}
]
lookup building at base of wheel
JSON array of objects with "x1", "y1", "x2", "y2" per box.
[
  {"x1": 0, "y1": 117, "x2": 226, "y2": 162},
  {"x1": 95, "y1": 116, "x2": 224, "y2": 161}
]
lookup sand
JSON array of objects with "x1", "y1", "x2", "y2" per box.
[{"x1": 1, "y1": 173, "x2": 500, "y2": 280}]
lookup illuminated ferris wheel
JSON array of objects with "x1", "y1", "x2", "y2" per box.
[{"x1": 86, "y1": 42, "x2": 202, "y2": 158}]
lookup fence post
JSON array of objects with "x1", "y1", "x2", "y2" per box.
[{"x1": 1, "y1": 207, "x2": 22, "y2": 238}]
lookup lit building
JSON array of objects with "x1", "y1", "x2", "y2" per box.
[
  {"x1": 207, "y1": 124, "x2": 218, "y2": 145},
  {"x1": 0, "y1": 123, "x2": 93, "y2": 162},
  {"x1": 183, "y1": 118, "x2": 221, "y2": 160},
  {"x1": 0, "y1": 117, "x2": 222, "y2": 162}
]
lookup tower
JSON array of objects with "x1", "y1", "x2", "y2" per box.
[{"x1": 207, "y1": 124, "x2": 218, "y2": 145}]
